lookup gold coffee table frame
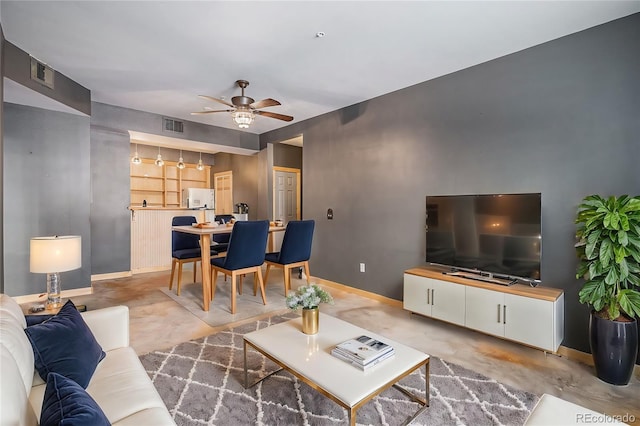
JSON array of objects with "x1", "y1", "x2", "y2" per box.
[{"x1": 243, "y1": 314, "x2": 430, "y2": 426}]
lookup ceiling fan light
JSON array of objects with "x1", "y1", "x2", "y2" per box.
[{"x1": 233, "y1": 110, "x2": 254, "y2": 129}]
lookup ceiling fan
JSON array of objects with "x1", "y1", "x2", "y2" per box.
[{"x1": 191, "y1": 80, "x2": 294, "y2": 129}]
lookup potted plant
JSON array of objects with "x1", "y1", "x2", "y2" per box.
[
  {"x1": 575, "y1": 194, "x2": 640, "y2": 385},
  {"x1": 286, "y1": 284, "x2": 334, "y2": 335}
]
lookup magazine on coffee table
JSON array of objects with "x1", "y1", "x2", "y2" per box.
[
  {"x1": 331, "y1": 335, "x2": 394, "y2": 367},
  {"x1": 331, "y1": 346, "x2": 395, "y2": 370}
]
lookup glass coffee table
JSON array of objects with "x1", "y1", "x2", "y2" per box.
[{"x1": 243, "y1": 313, "x2": 430, "y2": 426}]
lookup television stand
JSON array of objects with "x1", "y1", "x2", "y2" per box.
[
  {"x1": 403, "y1": 266, "x2": 565, "y2": 352},
  {"x1": 443, "y1": 271, "x2": 517, "y2": 286}
]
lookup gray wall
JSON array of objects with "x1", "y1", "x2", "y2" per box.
[
  {"x1": 1, "y1": 23, "x2": 5, "y2": 292},
  {"x1": 4, "y1": 103, "x2": 91, "y2": 295},
  {"x1": 90, "y1": 125, "x2": 130, "y2": 275},
  {"x1": 210, "y1": 152, "x2": 259, "y2": 219},
  {"x1": 3, "y1": 41, "x2": 90, "y2": 115},
  {"x1": 260, "y1": 14, "x2": 640, "y2": 355},
  {"x1": 273, "y1": 143, "x2": 302, "y2": 169}
]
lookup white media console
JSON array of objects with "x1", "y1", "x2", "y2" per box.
[{"x1": 404, "y1": 266, "x2": 564, "y2": 352}]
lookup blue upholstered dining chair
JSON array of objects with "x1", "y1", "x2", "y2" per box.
[
  {"x1": 264, "y1": 220, "x2": 315, "y2": 295},
  {"x1": 210, "y1": 220, "x2": 269, "y2": 314},
  {"x1": 169, "y1": 216, "x2": 220, "y2": 295},
  {"x1": 212, "y1": 215, "x2": 235, "y2": 254}
]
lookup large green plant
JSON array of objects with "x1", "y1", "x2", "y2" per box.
[{"x1": 575, "y1": 195, "x2": 640, "y2": 321}]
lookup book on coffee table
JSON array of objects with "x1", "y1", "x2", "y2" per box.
[
  {"x1": 331, "y1": 335, "x2": 395, "y2": 369},
  {"x1": 331, "y1": 346, "x2": 395, "y2": 370}
]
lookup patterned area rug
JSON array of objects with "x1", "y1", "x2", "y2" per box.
[{"x1": 139, "y1": 314, "x2": 539, "y2": 425}]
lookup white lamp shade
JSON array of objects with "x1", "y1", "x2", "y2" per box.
[{"x1": 30, "y1": 236, "x2": 82, "y2": 273}]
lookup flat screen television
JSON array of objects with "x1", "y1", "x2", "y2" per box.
[{"x1": 426, "y1": 193, "x2": 541, "y2": 284}]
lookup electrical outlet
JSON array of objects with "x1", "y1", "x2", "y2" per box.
[{"x1": 359, "y1": 263, "x2": 365, "y2": 273}]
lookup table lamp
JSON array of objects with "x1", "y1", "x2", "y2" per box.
[{"x1": 30, "y1": 235, "x2": 82, "y2": 308}]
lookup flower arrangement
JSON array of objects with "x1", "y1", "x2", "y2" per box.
[{"x1": 285, "y1": 284, "x2": 333, "y2": 311}]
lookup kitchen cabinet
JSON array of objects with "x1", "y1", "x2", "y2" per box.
[
  {"x1": 403, "y1": 273, "x2": 465, "y2": 326},
  {"x1": 404, "y1": 267, "x2": 564, "y2": 352}
]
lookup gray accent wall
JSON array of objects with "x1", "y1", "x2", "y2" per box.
[
  {"x1": 4, "y1": 103, "x2": 91, "y2": 295},
  {"x1": 260, "y1": 14, "x2": 640, "y2": 355}
]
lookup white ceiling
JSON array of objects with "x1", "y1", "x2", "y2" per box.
[{"x1": 2, "y1": 1, "x2": 639, "y2": 135}]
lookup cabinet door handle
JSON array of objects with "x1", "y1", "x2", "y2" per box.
[
  {"x1": 497, "y1": 304, "x2": 501, "y2": 323},
  {"x1": 427, "y1": 289, "x2": 430, "y2": 305},
  {"x1": 431, "y1": 289, "x2": 435, "y2": 305},
  {"x1": 503, "y1": 305, "x2": 507, "y2": 324}
]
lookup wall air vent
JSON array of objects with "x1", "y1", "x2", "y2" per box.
[
  {"x1": 163, "y1": 118, "x2": 184, "y2": 134},
  {"x1": 30, "y1": 56, "x2": 55, "y2": 89}
]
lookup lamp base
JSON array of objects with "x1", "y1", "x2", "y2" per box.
[{"x1": 46, "y1": 272, "x2": 62, "y2": 309}]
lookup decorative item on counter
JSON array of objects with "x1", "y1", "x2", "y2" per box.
[
  {"x1": 285, "y1": 284, "x2": 334, "y2": 335},
  {"x1": 142, "y1": 200, "x2": 147, "y2": 207}
]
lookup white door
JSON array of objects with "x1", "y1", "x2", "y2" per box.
[
  {"x1": 274, "y1": 170, "x2": 298, "y2": 224},
  {"x1": 214, "y1": 171, "x2": 233, "y2": 215},
  {"x1": 465, "y1": 286, "x2": 505, "y2": 337}
]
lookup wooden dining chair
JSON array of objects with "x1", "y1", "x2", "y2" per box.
[
  {"x1": 210, "y1": 220, "x2": 269, "y2": 314},
  {"x1": 264, "y1": 220, "x2": 315, "y2": 295}
]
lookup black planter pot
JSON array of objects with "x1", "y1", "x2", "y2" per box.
[{"x1": 589, "y1": 313, "x2": 638, "y2": 385}]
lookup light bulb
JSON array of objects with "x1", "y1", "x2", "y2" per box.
[
  {"x1": 233, "y1": 110, "x2": 254, "y2": 129},
  {"x1": 155, "y1": 147, "x2": 164, "y2": 166},
  {"x1": 177, "y1": 150, "x2": 185, "y2": 169},
  {"x1": 131, "y1": 144, "x2": 142, "y2": 165},
  {"x1": 197, "y1": 152, "x2": 205, "y2": 171}
]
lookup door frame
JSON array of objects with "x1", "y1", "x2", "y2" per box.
[{"x1": 272, "y1": 166, "x2": 301, "y2": 221}]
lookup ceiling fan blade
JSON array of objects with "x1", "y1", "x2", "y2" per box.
[
  {"x1": 254, "y1": 110, "x2": 294, "y2": 122},
  {"x1": 250, "y1": 98, "x2": 281, "y2": 109},
  {"x1": 255, "y1": 110, "x2": 294, "y2": 122},
  {"x1": 190, "y1": 109, "x2": 233, "y2": 115},
  {"x1": 198, "y1": 95, "x2": 235, "y2": 108}
]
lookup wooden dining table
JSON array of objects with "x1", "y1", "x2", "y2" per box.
[{"x1": 171, "y1": 224, "x2": 286, "y2": 311}]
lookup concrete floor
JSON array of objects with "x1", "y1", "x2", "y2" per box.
[{"x1": 70, "y1": 268, "x2": 638, "y2": 424}]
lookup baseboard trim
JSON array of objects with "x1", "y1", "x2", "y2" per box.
[
  {"x1": 312, "y1": 277, "x2": 403, "y2": 308},
  {"x1": 557, "y1": 345, "x2": 640, "y2": 377},
  {"x1": 91, "y1": 271, "x2": 133, "y2": 281},
  {"x1": 131, "y1": 266, "x2": 172, "y2": 274},
  {"x1": 12, "y1": 286, "x2": 93, "y2": 304}
]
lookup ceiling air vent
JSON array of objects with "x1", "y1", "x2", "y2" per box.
[
  {"x1": 30, "y1": 56, "x2": 55, "y2": 89},
  {"x1": 163, "y1": 118, "x2": 184, "y2": 134}
]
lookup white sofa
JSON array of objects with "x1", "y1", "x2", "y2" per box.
[
  {"x1": 0, "y1": 294, "x2": 175, "y2": 425},
  {"x1": 525, "y1": 394, "x2": 628, "y2": 426}
]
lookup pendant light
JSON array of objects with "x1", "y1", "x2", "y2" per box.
[
  {"x1": 196, "y1": 152, "x2": 205, "y2": 171},
  {"x1": 154, "y1": 146, "x2": 164, "y2": 167},
  {"x1": 176, "y1": 150, "x2": 185, "y2": 169},
  {"x1": 131, "y1": 144, "x2": 142, "y2": 165}
]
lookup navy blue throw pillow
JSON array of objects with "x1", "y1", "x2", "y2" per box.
[
  {"x1": 24, "y1": 300, "x2": 105, "y2": 388},
  {"x1": 25, "y1": 314, "x2": 55, "y2": 327},
  {"x1": 41, "y1": 372, "x2": 110, "y2": 426}
]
